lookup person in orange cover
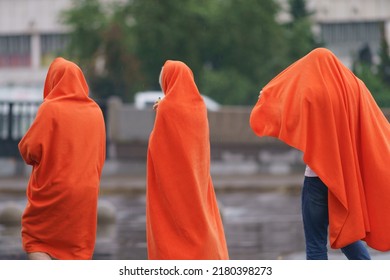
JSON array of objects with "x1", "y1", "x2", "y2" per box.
[
  {"x1": 18, "y1": 57, "x2": 106, "y2": 260},
  {"x1": 146, "y1": 60, "x2": 229, "y2": 260},
  {"x1": 250, "y1": 48, "x2": 389, "y2": 259}
]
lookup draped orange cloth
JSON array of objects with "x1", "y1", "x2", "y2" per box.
[
  {"x1": 18, "y1": 57, "x2": 106, "y2": 259},
  {"x1": 146, "y1": 60, "x2": 229, "y2": 259},
  {"x1": 250, "y1": 48, "x2": 390, "y2": 250}
]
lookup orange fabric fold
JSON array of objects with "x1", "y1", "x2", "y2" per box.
[
  {"x1": 146, "y1": 60, "x2": 229, "y2": 259},
  {"x1": 18, "y1": 57, "x2": 106, "y2": 259},
  {"x1": 250, "y1": 48, "x2": 390, "y2": 251}
]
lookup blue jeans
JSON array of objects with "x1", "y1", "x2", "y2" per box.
[{"x1": 301, "y1": 176, "x2": 371, "y2": 260}]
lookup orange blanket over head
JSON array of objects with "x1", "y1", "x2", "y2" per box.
[
  {"x1": 146, "y1": 60, "x2": 229, "y2": 259},
  {"x1": 250, "y1": 48, "x2": 390, "y2": 251},
  {"x1": 18, "y1": 57, "x2": 106, "y2": 259}
]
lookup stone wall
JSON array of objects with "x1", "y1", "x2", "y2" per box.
[
  {"x1": 1, "y1": 99, "x2": 388, "y2": 177},
  {"x1": 107, "y1": 98, "x2": 390, "y2": 156},
  {"x1": 107, "y1": 98, "x2": 286, "y2": 160},
  {"x1": 106, "y1": 98, "x2": 390, "y2": 175}
]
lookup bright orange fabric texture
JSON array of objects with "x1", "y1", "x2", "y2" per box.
[
  {"x1": 146, "y1": 60, "x2": 229, "y2": 259},
  {"x1": 18, "y1": 57, "x2": 106, "y2": 259},
  {"x1": 250, "y1": 48, "x2": 390, "y2": 250}
]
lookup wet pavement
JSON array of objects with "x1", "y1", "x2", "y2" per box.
[
  {"x1": 0, "y1": 174, "x2": 389, "y2": 260},
  {"x1": 93, "y1": 188, "x2": 304, "y2": 260}
]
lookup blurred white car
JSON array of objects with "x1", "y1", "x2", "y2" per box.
[{"x1": 134, "y1": 91, "x2": 220, "y2": 111}]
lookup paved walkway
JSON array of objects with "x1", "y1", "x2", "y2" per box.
[
  {"x1": 1, "y1": 173, "x2": 390, "y2": 260},
  {"x1": 0, "y1": 173, "x2": 304, "y2": 193}
]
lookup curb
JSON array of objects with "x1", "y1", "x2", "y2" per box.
[{"x1": 0, "y1": 174, "x2": 304, "y2": 194}]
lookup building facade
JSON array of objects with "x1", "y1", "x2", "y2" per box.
[
  {"x1": 0, "y1": 0, "x2": 71, "y2": 88},
  {"x1": 307, "y1": 0, "x2": 390, "y2": 67},
  {"x1": 1, "y1": 0, "x2": 390, "y2": 88}
]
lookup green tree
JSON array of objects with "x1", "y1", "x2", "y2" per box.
[
  {"x1": 199, "y1": 0, "x2": 289, "y2": 105},
  {"x1": 289, "y1": 0, "x2": 310, "y2": 19},
  {"x1": 61, "y1": 0, "x2": 107, "y2": 70},
  {"x1": 62, "y1": 0, "x2": 143, "y2": 101},
  {"x1": 378, "y1": 37, "x2": 390, "y2": 87},
  {"x1": 104, "y1": 0, "x2": 291, "y2": 105},
  {"x1": 62, "y1": 0, "x2": 320, "y2": 105},
  {"x1": 92, "y1": 4, "x2": 145, "y2": 101},
  {"x1": 353, "y1": 53, "x2": 390, "y2": 108},
  {"x1": 374, "y1": 37, "x2": 390, "y2": 107},
  {"x1": 285, "y1": 0, "x2": 321, "y2": 62},
  {"x1": 131, "y1": 0, "x2": 214, "y2": 90}
]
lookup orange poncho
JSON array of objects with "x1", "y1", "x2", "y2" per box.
[
  {"x1": 250, "y1": 48, "x2": 390, "y2": 250},
  {"x1": 18, "y1": 57, "x2": 106, "y2": 259},
  {"x1": 146, "y1": 60, "x2": 229, "y2": 259}
]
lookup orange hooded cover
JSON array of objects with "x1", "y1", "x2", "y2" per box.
[
  {"x1": 250, "y1": 48, "x2": 390, "y2": 251},
  {"x1": 146, "y1": 60, "x2": 229, "y2": 259},
  {"x1": 18, "y1": 57, "x2": 106, "y2": 259}
]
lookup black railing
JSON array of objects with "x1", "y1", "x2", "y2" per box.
[
  {"x1": 0, "y1": 101, "x2": 41, "y2": 157},
  {"x1": 0, "y1": 99, "x2": 109, "y2": 158}
]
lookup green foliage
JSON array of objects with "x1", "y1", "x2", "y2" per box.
[
  {"x1": 60, "y1": 0, "x2": 321, "y2": 105},
  {"x1": 197, "y1": 0, "x2": 289, "y2": 104},
  {"x1": 131, "y1": 0, "x2": 214, "y2": 90},
  {"x1": 351, "y1": 28, "x2": 390, "y2": 108},
  {"x1": 285, "y1": 0, "x2": 321, "y2": 62},
  {"x1": 378, "y1": 37, "x2": 390, "y2": 87},
  {"x1": 61, "y1": 0, "x2": 107, "y2": 68},
  {"x1": 289, "y1": 0, "x2": 312, "y2": 20},
  {"x1": 61, "y1": 0, "x2": 143, "y2": 101},
  {"x1": 200, "y1": 67, "x2": 257, "y2": 105},
  {"x1": 354, "y1": 62, "x2": 390, "y2": 108}
]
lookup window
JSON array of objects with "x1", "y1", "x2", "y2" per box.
[
  {"x1": 0, "y1": 35, "x2": 31, "y2": 67},
  {"x1": 320, "y1": 21, "x2": 382, "y2": 44},
  {"x1": 40, "y1": 34, "x2": 69, "y2": 66},
  {"x1": 320, "y1": 21, "x2": 384, "y2": 64}
]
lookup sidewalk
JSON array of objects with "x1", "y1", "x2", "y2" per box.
[
  {"x1": 1, "y1": 173, "x2": 390, "y2": 260},
  {"x1": 0, "y1": 173, "x2": 304, "y2": 194}
]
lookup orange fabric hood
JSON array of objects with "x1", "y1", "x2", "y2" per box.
[
  {"x1": 250, "y1": 48, "x2": 390, "y2": 250},
  {"x1": 18, "y1": 57, "x2": 106, "y2": 259},
  {"x1": 146, "y1": 60, "x2": 229, "y2": 259},
  {"x1": 43, "y1": 57, "x2": 89, "y2": 100}
]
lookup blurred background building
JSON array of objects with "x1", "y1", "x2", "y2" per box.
[
  {"x1": 308, "y1": 0, "x2": 390, "y2": 67},
  {"x1": 0, "y1": 0, "x2": 70, "y2": 88},
  {"x1": 0, "y1": 0, "x2": 390, "y2": 88}
]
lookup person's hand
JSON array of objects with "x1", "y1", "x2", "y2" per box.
[
  {"x1": 153, "y1": 97, "x2": 161, "y2": 111},
  {"x1": 258, "y1": 90, "x2": 263, "y2": 99}
]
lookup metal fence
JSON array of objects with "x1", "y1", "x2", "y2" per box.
[
  {"x1": 0, "y1": 100, "x2": 109, "y2": 159},
  {"x1": 0, "y1": 101, "x2": 41, "y2": 157}
]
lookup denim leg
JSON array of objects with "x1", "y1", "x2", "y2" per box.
[
  {"x1": 341, "y1": 241, "x2": 371, "y2": 260},
  {"x1": 301, "y1": 176, "x2": 329, "y2": 260}
]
